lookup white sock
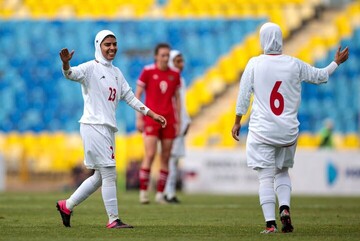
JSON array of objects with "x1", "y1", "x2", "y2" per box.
[
  {"x1": 261, "y1": 202, "x2": 276, "y2": 222},
  {"x1": 275, "y1": 168, "x2": 292, "y2": 208},
  {"x1": 100, "y1": 167, "x2": 119, "y2": 223},
  {"x1": 165, "y1": 156, "x2": 178, "y2": 199},
  {"x1": 66, "y1": 170, "x2": 101, "y2": 210},
  {"x1": 257, "y1": 168, "x2": 276, "y2": 221}
]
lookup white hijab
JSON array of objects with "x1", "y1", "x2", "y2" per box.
[
  {"x1": 94, "y1": 30, "x2": 116, "y2": 66},
  {"x1": 259, "y1": 22, "x2": 283, "y2": 55},
  {"x1": 168, "y1": 50, "x2": 181, "y2": 70}
]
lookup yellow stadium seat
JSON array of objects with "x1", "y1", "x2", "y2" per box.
[
  {"x1": 218, "y1": 55, "x2": 239, "y2": 84},
  {"x1": 310, "y1": 36, "x2": 328, "y2": 61},
  {"x1": 191, "y1": 133, "x2": 209, "y2": 147},
  {"x1": 204, "y1": 67, "x2": 226, "y2": 95},
  {"x1": 335, "y1": 14, "x2": 353, "y2": 38},
  {"x1": 126, "y1": 133, "x2": 144, "y2": 162},
  {"x1": 193, "y1": 79, "x2": 214, "y2": 106},
  {"x1": 185, "y1": 87, "x2": 201, "y2": 117},
  {"x1": 348, "y1": 1, "x2": 360, "y2": 18},
  {"x1": 297, "y1": 132, "x2": 317, "y2": 148},
  {"x1": 244, "y1": 33, "x2": 261, "y2": 58},
  {"x1": 296, "y1": 45, "x2": 313, "y2": 64},
  {"x1": 343, "y1": 134, "x2": 360, "y2": 149},
  {"x1": 283, "y1": 4, "x2": 302, "y2": 30},
  {"x1": 231, "y1": 44, "x2": 250, "y2": 71},
  {"x1": 0, "y1": 132, "x2": 6, "y2": 153},
  {"x1": 115, "y1": 134, "x2": 128, "y2": 172},
  {"x1": 323, "y1": 25, "x2": 340, "y2": 49}
]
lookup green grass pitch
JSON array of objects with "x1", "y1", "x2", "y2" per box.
[{"x1": 0, "y1": 191, "x2": 359, "y2": 241}]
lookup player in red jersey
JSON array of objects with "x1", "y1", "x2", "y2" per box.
[{"x1": 136, "y1": 43, "x2": 181, "y2": 204}]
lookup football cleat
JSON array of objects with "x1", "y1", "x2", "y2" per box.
[
  {"x1": 56, "y1": 200, "x2": 72, "y2": 227},
  {"x1": 106, "y1": 219, "x2": 134, "y2": 229},
  {"x1": 165, "y1": 195, "x2": 181, "y2": 204},
  {"x1": 155, "y1": 192, "x2": 168, "y2": 204},
  {"x1": 260, "y1": 225, "x2": 278, "y2": 234},
  {"x1": 280, "y1": 209, "x2": 294, "y2": 233},
  {"x1": 139, "y1": 190, "x2": 150, "y2": 204}
]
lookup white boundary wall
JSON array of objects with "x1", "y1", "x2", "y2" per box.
[{"x1": 182, "y1": 149, "x2": 360, "y2": 196}]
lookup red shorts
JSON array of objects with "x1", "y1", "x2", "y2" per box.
[{"x1": 144, "y1": 121, "x2": 176, "y2": 139}]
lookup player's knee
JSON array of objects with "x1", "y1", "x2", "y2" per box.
[
  {"x1": 89, "y1": 170, "x2": 102, "y2": 187},
  {"x1": 275, "y1": 168, "x2": 292, "y2": 190},
  {"x1": 257, "y1": 168, "x2": 275, "y2": 185},
  {"x1": 259, "y1": 188, "x2": 276, "y2": 205},
  {"x1": 99, "y1": 167, "x2": 117, "y2": 187}
]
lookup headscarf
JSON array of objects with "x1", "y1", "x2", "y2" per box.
[
  {"x1": 168, "y1": 49, "x2": 181, "y2": 70},
  {"x1": 259, "y1": 22, "x2": 283, "y2": 55},
  {"x1": 94, "y1": 30, "x2": 116, "y2": 66}
]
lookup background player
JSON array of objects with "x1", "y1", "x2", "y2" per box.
[
  {"x1": 231, "y1": 22, "x2": 349, "y2": 233},
  {"x1": 164, "y1": 50, "x2": 191, "y2": 203},
  {"x1": 136, "y1": 43, "x2": 181, "y2": 204},
  {"x1": 56, "y1": 30, "x2": 166, "y2": 229}
]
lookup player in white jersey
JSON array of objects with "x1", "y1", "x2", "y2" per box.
[
  {"x1": 231, "y1": 22, "x2": 349, "y2": 233},
  {"x1": 164, "y1": 50, "x2": 191, "y2": 203},
  {"x1": 56, "y1": 30, "x2": 166, "y2": 229}
]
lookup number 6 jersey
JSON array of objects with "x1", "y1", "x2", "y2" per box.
[{"x1": 236, "y1": 55, "x2": 338, "y2": 146}]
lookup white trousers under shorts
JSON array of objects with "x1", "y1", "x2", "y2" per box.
[
  {"x1": 80, "y1": 123, "x2": 116, "y2": 169},
  {"x1": 246, "y1": 131, "x2": 297, "y2": 170}
]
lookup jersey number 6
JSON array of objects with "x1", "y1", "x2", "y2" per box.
[{"x1": 270, "y1": 81, "x2": 284, "y2": 116}]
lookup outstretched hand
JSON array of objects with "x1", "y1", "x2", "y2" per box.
[
  {"x1": 334, "y1": 46, "x2": 349, "y2": 65},
  {"x1": 59, "y1": 48, "x2": 74, "y2": 63}
]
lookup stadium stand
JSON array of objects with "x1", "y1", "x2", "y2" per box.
[{"x1": 190, "y1": 1, "x2": 360, "y2": 149}]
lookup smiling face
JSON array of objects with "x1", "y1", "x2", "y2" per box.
[
  {"x1": 173, "y1": 54, "x2": 184, "y2": 72},
  {"x1": 155, "y1": 46, "x2": 170, "y2": 70},
  {"x1": 101, "y1": 36, "x2": 117, "y2": 61}
]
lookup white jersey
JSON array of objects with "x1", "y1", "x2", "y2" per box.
[
  {"x1": 63, "y1": 60, "x2": 149, "y2": 132},
  {"x1": 178, "y1": 76, "x2": 191, "y2": 134},
  {"x1": 236, "y1": 55, "x2": 338, "y2": 146}
]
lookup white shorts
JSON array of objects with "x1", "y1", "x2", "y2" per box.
[
  {"x1": 80, "y1": 124, "x2": 116, "y2": 169},
  {"x1": 171, "y1": 135, "x2": 186, "y2": 158},
  {"x1": 246, "y1": 132, "x2": 297, "y2": 170}
]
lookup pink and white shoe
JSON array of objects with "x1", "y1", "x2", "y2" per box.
[
  {"x1": 106, "y1": 219, "x2": 134, "y2": 229},
  {"x1": 260, "y1": 225, "x2": 278, "y2": 234},
  {"x1": 56, "y1": 200, "x2": 72, "y2": 227}
]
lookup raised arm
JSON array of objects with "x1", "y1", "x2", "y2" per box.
[
  {"x1": 300, "y1": 46, "x2": 349, "y2": 84},
  {"x1": 59, "y1": 48, "x2": 74, "y2": 71}
]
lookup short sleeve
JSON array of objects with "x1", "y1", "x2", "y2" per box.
[
  {"x1": 137, "y1": 68, "x2": 148, "y2": 87},
  {"x1": 175, "y1": 72, "x2": 181, "y2": 89}
]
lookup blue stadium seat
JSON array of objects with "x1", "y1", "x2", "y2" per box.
[{"x1": 7, "y1": 18, "x2": 349, "y2": 134}]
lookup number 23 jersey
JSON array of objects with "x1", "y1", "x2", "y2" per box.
[
  {"x1": 236, "y1": 54, "x2": 330, "y2": 146},
  {"x1": 63, "y1": 60, "x2": 133, "y2": 132}
]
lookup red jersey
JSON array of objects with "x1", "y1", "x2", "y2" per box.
[{"x1": 138, "y1": 64, "x2": 181, "y2": 124}]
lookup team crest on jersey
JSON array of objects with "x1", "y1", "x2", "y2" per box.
[
  {"x1": 153, "y1": 74, "x2": 159, "y2": 79},
  {"x1": 168, "y1": 75, "x2": 174, "y2": 81}
]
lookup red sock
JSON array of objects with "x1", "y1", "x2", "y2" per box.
[
  {"x1": 157, "y1": 169, "x2": 169, "y2": 193},
  {"x1": 139, "y1": 168, "x2": 150, "y2": 191}
]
